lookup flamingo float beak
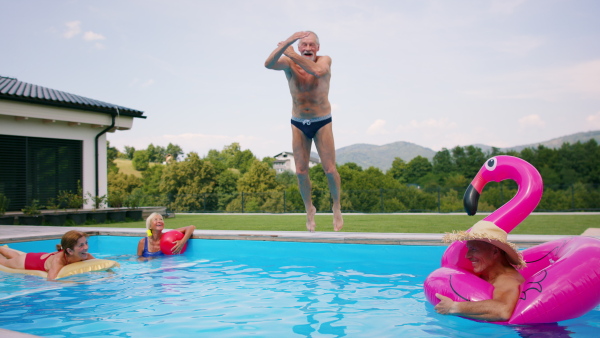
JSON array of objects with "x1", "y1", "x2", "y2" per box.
[
  {"x1": 464, "y1": 173, "x2": 487, "y2": 216},
  {"x1": 463, "y1": 184, "x2": 480, "y2": 216}
]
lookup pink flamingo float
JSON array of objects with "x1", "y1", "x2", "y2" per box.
[{"x1": 424, "y1": 155, "x2": 600, "y2": 324}]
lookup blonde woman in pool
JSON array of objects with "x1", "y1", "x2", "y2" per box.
[{"x1": 137, "y1": 212, "x2": 195, "y2": 258}]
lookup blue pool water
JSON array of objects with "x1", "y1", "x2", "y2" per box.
[{"x1": 0, "y1": 236, "x2": 599, "y2": 337}]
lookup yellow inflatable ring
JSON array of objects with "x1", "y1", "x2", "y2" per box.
[{"x1": 0, "y1": 246, "x2": 119, "y2": 279}]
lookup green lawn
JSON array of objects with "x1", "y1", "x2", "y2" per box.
[
  {"x1": 81, "y1": 213, "x2": 599, "y2": 235},
  {"x1": 114, "y1": 158, "x2": 157, "y2": 177}
]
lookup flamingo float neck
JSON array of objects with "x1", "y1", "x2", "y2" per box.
[{"x1": 463, "y1": 156, "x2": 543, "y2": 234}]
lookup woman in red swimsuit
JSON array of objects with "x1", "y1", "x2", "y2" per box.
[{"x1": 0, "y1": 230, "x2": 95, "y2": 280}]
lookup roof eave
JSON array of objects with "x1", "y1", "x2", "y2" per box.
[{"x1": 0, "y1": 95, "x2": 146, "y2": 119}]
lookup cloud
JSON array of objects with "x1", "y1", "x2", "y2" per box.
[
  {"x1": 141, "y1": 79, "x2": 155, "y2": 87},
  {"x1": 83, "y1": 31, "x2": 106, "y2": 41},
  {"x1": 62, "y1": 21, "x2": 106, "y2": 49},
  {"x1": 518, "y1": 114, "x2": 545, "y2": 129},
  {"x1": 586, "y1": 111, "x2": 600, "y2": 128},
  {"x1": 63, "y1": 21, "x2": 82, "y2": 39},
  {"x1": 367, "y1": 119, "x2": 388, "y2": 135}
]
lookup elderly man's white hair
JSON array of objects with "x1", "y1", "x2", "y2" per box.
[{"x1": 300, "y1": 31, "x2": 320, "y2": 46}]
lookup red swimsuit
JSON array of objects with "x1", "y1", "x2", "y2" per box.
[{"x1": 24, "y1": 252, "x2": 60, "y2": 271}]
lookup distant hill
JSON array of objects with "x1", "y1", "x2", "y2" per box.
[
  {"x1": 334, "y1": 130, "x2": 600, "y2": 172},
  {"x1": 474, "y1": 130, "x2": 600, "y2": 153},
  {"x1": 336, "y1": 141, "x2": 436, "y2": 171}
]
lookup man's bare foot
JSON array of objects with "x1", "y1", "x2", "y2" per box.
[
  {"x1": 306, "y1": 206, "x2": 316, "y2": 232},
  {"x1": 333, "y1": 208, "x2": 343, "y2": 231}
]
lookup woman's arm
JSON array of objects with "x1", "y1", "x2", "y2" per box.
[
  {"x1": 137, "y1": 238, "x2": 145, "y2": 257},
  {"x1": 46, "y1": 259, "x2": 65, "y2": 281},
  {"x1": 171, "y1": 225, "x2": 195, "y2": 254}
]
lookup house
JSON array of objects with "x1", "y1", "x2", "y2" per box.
[
  {"x1": 273, "y1": 151, "x2": 320, "y2": 173},
  {"x1": 0, "y1": 76, "x2": 145, "y2": 211}
]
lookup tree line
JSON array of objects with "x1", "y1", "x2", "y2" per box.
[{"x1": 107, "y1": 139, "x2": 600, "y2": 213}]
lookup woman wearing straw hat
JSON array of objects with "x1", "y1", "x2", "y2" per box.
[{"x1": 434, "y1": 221, "x2": 526, "y2": 322}]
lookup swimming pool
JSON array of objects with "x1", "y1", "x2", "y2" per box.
[{"x1": 1, "y1": 236, "x2": 598, "y2": 337}]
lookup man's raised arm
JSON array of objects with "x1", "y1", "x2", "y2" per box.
[
  {"x1": 264, "y1": 31, "x2": 310, "y2": 70},
  {"x1": 284, "y1": 49, "x2": 331, "y2": 78}
]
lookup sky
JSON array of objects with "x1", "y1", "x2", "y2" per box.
[{"x1": 2, "y1": 0, "x2": 600, "y2": 160}]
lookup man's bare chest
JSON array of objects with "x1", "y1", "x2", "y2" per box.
[{"x1": 292, "y1": 75, "x2": 319, "y2": 92}]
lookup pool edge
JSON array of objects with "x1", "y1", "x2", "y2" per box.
[{"x1": 0, "y1": 225, "x2": 585, "y2": 247}]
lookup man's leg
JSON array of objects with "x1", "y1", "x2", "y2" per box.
[
  {"x1": 314, "y1": 123, "x2": 343, "y2": 231},
  {"x1": 291, "y1": 125, "x2": 317, "y2": 232}
]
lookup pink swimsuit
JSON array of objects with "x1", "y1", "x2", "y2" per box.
[{"x1": 24, "y1": 252, "x2": 59, "y2": 271}]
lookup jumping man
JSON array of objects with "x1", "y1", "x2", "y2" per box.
[{"x1": 265, "y1": 31, "x2": 343, "y2": 232}]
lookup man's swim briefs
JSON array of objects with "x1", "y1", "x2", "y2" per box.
[{"x1": 291, "y1": 114, "x2": 332, "y2": 139}]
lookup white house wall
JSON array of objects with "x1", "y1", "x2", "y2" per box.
[{"x1": 0, "y1": 101, "x2": 136, "y2": 209}]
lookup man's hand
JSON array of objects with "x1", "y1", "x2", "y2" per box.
[
  {"x1": 287, "y1": 31, "x2": 310, "y2": 43},
  {"x1": 434, "y1": 293, "x2": 457, "y2": 315}
]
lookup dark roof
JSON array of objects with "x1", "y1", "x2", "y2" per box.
[{"x1": 0, "y1": 76, "x2": 145, "y2": 118}]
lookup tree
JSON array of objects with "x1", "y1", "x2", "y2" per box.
[
  {"x1": 432, "y1": 148, "x2": 453, "y2": 175},
  {"x1": 227, "y1": 160, "x2": 282, "y2": 212},
  {"x1": 204, "y1": 149, "x2": 228, "y2": 174},
  {"x1": 166, "y1": 143, "x2": 184, "y2": 161},
  {"x1": 404, "y1": 156, "x2": 432, "y2": 184},
  {"x1": 216, "y1": 169, "x2": 240, "y2": 210},
  {"x1": 463, "y1": 146, "x2": 487, "y2": 179},
  {"x1": 132, "y1": 150, "x2": 150, "y2": 171},
  {"x1": 222, "y1": 143, "x2": 257, "y2": 174},
  {"x1": 124, "y1": 146, "x2": 136, "y2": 160},
  {"x1": 262, "y1": 156, "x2": 275, "y2": 167},
  {"x1": 106, "y1": 141, "x2": 119, "y2": 174},
  {"x1": 444, "y1": 173, "x2": 469, "y2": 190},
  {"x1": 107, "y1": 171, "x2": 142, "y2": 207},
  {"x1": 204, "y1": 143, "x2": 258, "y2": 174},
  {"x1": 387, "y1": 157, "x2": 406, "y2": 183},
  {"x1": 275, "y1": 170, "x2": 297, "y2": 188},
  {"x1": 159, "y1": 152, "x2": 217, "y2": 212},
  {"x1": 140, "y1": 164, "x2": 165, "y2": 198},
  {"x1": 146, "y1": 143, "x2": 167, "y2": 163},
  {"x1": 237, "y1": 160, "x2": 279, "y2": 193},
  {"x1": 343, "y1": 166, "x2": 403, "y2": 212}
]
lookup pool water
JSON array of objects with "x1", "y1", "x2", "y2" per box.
[{"x1": 0, "y1": 236, "x2": 598, "y2": 337}]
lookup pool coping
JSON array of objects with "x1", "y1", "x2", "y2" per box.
[{"x1": 1, "y1": 225, "x2": 596, "y2": 247}]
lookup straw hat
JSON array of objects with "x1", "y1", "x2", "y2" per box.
[{"x1": 442, "y1": 220, "x2": 526, "y2": 269}]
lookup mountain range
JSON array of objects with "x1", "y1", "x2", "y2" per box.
[{"x1": 334, "y1": 130, "x2": 600, "y2": 172}]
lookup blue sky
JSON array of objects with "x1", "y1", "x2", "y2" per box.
[{"x1": 2, "y1": 0, "x2": 599, "y2": 159}]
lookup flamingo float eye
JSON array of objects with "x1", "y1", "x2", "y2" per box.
[{"x1": 485, "y1": 157, "x2": 498, "y2": 171}]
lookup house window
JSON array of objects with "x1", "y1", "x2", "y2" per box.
[{"x1": 0, "y1": 135, "x2": 82, "y2": 211}]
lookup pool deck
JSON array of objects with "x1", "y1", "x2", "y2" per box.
[{"x1": 1, "y1": 225, "x2": 598, "y2": 247}]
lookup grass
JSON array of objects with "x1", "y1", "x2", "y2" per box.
[
  {"x1": 114, "y1": 159, "x2": 157, "y2": 178},
  {"x1": 79, "y1": 213, "x2": 599, "y2": 235},
  {"x1": 114, "y1": 159, "x2": 141, "y2": 177}
]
